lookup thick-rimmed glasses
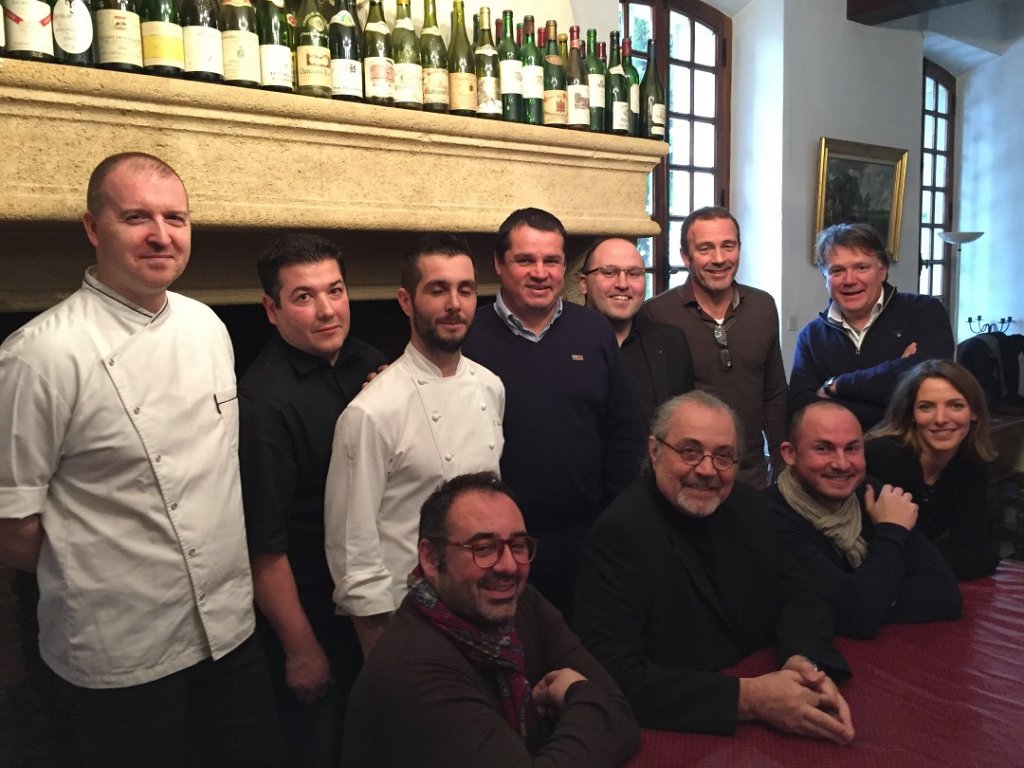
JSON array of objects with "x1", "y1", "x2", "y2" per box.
[
  {"x1": 430, "y1": 535, "x2": 539, "y2": 568},
  {"x1": 713, "y1": 323, "x2": 732, "y2": 369},
  {"x1": 581, "y1": 265, "x2": 647, "y2": 281},
  {"x1": 654, "y1": 437, "x2": 737, "y2": 471}
]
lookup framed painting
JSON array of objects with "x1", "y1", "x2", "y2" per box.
[{"x1": 814, "y1": 137, "x2": 908, "y2": 262}]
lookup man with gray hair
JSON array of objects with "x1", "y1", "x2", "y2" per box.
[{"x1": 576, "y1": 391, "x2": 854, "y2": 743}]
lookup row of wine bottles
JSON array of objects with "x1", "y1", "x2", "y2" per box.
[{"x1": 1, "y1": 0, "x2": 666, "y2": 138}]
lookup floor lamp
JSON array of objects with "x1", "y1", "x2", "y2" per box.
[{"x1": 939, "y1": 231, "x2": 1005, "y2": 333}]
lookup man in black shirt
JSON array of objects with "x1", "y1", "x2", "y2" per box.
[{"x1": 239, "y1": 233, "x2": 386, "y2": 767}]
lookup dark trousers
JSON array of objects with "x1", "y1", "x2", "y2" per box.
[
  {"x1": 46, "y1": 632, "x2": 287, "y2": 768},
  {"x1": 529, "y1": 525, "x2": 589, "y2": 623}
]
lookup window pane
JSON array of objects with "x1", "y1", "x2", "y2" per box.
[
  {"x1": 919, "y1": 264, "x2": 931, "y2": 295},
  {"x1": 693, "y1": 70, "x2": 716, "y2": 118},
  {"x1": 630, "y1": 4, "x2": 652, "y2": 54},
  {"x1": 933, "y1": 191, "x2": 946, "y2": 226},
  {"x1": 668, "y1": 270, "x2": 688, "y2": 289},
  {"x1": 637, "y1": 237, "x2": 654, "y2": 268},
  {"x1": 668, "y1": 220, "x2": 685, "y2": 266},
  {"x1": 693, "y1": 121, "x2": 715, "y2": 168},
  {"x1": 922, "y1": 151, "x2": 933, "y2": 187},
  {"x1": 669, "y1": 169, "x2": 692, "y2": 217},
  {"x1": 670, "y1": 10, "x2": 691, "y2": 62},
  {"x1": 645, "y1": 171, "x2": 653, "y2": 215},
  {"x1": 924, "y1": 76, "x2": 935, "y2": 111},
  {"x1": 932, "y1": 231, "x2": 944, "y2": 259},
  {"x1": 920, "y1": 231, "x2": 931, "y2": 260},
  {"x1": 694, "y1": 21, "x2": 715, "y2": 67},
  {"x1": 670, "y1": 65, "x2": 692, "y2": 113},
  {"x1": 694, "y1": 172, "x2": 715, "y2": 209},
  {"x1": 668, "y1": 118, "x2": 691, "y2": 165},
  {"x1": 932, "y1": 264, "x2": 944, "y2": 296},
  {"x1": 921, "y1": 191, "x2": 932, "y2": 224},
  {"x1": 634, "y1": 56, "x2": 647, "y2": 80},
  {"x1": 937, "y1": 83, "x2": 949, "y2": 113},
  {"x1": 923, "y1": 116, "x2": 935, "y2": 149},
  {"x1": 935, "y1": 154, "x2": 947, "y2": 187},
  {"x1": 936, "y1": 117, "x2": 948, "y2": 152},
  {"x1": 618, "y1": 4, "x2": 624, "y2": 37}
]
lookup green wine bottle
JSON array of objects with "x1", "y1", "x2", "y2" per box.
[
  {"x1": 419, "y1": 0, "x2": 447, "y2": 113},
  {"x1": 94, "y1": 0, "x2": 143, "y2": 71},
  {"x1": 362, "y1": 0, "x2": 394, "y2": 105},
  {"x1": 328, "y1": 0, "x2": 360, "y2": 100},
  {"x1": 446, "y1": 0, "x2": 475, "y2": 116},
  {"x1": 640, "y1": 37, "x2": 666, "y2": 139},
  {"x1": 52, "y1": 0, "x2": 94, "y2": 66},
  {"x1": 295, "y1": 0, "x2": 329, "y2": 97},
  {"x1": 584, "y1": 28, "x2": 605, "y2": 133},
  {"x1": 474, "y1": 5, "x2": 499, "y2": 119},
  {"x1": 139, "y1": 0, "x2": 183, "y2": 75},
  {"x1": 565, "y1": 24, "x2": 587, "y2": 130},
  {"x1": 392, "y1": 0, "x2": 421, "y2": 109},
  {"x1": 519, "y1": 14, "x2": 541, "y2": 125},
  {"x1": 3, "y1": 0, "x2": 55, "y2": 60},
  {"x1": 496, "y1": 8, "x2": 521, "y2": 122},
  {"x1": 622, "y1": 36, "x2": 641, "y2": 137},
  {"x1": 180, "y1": 0, "x2": 223, "y2": 82},
  {"x1": 606, "y1": 31, "x2": 628, "y2": 135},
  {"x1": 541, "y1": 19, "x2": 566, "y2": 127},
  {"x1": 256, "y1": 0, "x2": 292, "y2": 91},
  {"x1": 220, "y1": 0, "x2": 259, "y2": 86}
]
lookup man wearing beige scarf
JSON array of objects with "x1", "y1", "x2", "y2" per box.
[{"x1": 765, "y1": 401, "x2": 962, "y2": 640}]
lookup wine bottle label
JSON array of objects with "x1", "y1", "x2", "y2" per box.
[
  {"x1": 521, "y1": 64, "x2": 543, "y2": 99},
  {"x1": 394, "y1": 61, "x2": 423, "y2": 104},
  {"x1": 142, "y1": 20, "x2": 185, "y2": 69},
  {"x1": 498, "y1": 59, "x2": 522, "y2": 95},
  {"x1": 612, "y1": 101, "x2": 630, "y2": 131},
  {"x1": 363, "y1": 55, "x2": 395, "y2": 99},
  {"x1": 270, "y1": 0, "x2": 283, "y2": 7},
  {"x1": 588, "y1": 74, "x2": 605, "y2": 107},
  {"x1": 394, "y1": 16, "x2": 413, "y2": 31},
  {"x1": 184, "y1": 25, "x2": 224, "y2": 76},
  {"x1": 1, "y1": 12, "x2": 5, "y2": 46},
  {"x1": 477, "y1": 75, "x2": 500, "y2": 114},
  {"x1": 448, "y1": 71, "x2": 476, "y2": 112},
  {"x1": 363, "y1": 19, "x2": 387, "y2": 34},
  {"x1": 221, "y1": 28, "x2": 260, "y2": 82},
  {"x1": 608, "y1": 64, "x2": 624, "y2": 75},
  {"x1": 261, "y1": 42, "x2": 294, "y2": 89},
  {"x1": 421, "y1": 24, "x2": 439, "y2": 36},
  {"x1": 630, "y1": 83, "x2": 640, "y2": 113},
  {"x1": 542, "y1": 88, "x2": 567, "y2": 125},
  {"x1": 221, "y1": 0, "x2": 251, "y2": 6},
  {"x1": 422, "y1": 66, "x2": 448, "y2": 105},
  {"x1": 95, "y1": 8, "x2": 142, "y2": 66},
  {"x1": 331, "y1": 57, "x2": 362, "y2": 97},
  {"x1": 52, "y1": 0, "x2": 93, "y2": 55},
  {"x1": 651, "y1": 103, "x2": 666, "y2": 135},
  {"x1": 476, "y1": 43, "x2": 496, "y2": 56},
  {"x1": 297, "y1": 43, "x2": 331, "y2": 89},
  {"x1": 4, "y1": 0, "x2": 55, "y2": 55},
  {"x1": 544, "y1": 53, "x2": 561, "y2": 66},
  {"x1": 567, "y1": 83, "x2": 589, "y2": 124},
  {"x1": 329, "y1": 9, "x2": 354, "y2": 26}
]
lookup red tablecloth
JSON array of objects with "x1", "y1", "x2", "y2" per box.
[{"x1": 629, "y1": 560, "x2": 1024, "y2": 767}]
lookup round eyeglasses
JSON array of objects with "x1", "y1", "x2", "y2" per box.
[
  {"x1": 581, "y1": 265, "x2": 647, "y2": 281},
  {"x1": 430, "y1": 535, "x2": 539, "y2": 568},
  {"x1": 654, "y1": 437, "x2": 737, "y2": 471}
]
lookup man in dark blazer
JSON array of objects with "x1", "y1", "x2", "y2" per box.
[
  {"x1": 575, "y1": 391, "x2": 855, "y2": 744},
  {"x1": 579, "y1": 237, "x2": 694, "y2": 428}
]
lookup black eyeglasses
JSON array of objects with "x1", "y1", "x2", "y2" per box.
[
  {"x1": 654, "y1": 437, "x2": 737, "y2": 471},
  {"x1": 713, "y1": 324, "x2": 732, "y2": 369},
  {"x1": 581, "y1": 265, "x2": 647, "y2": 281},
  {"x1": 430, "y1": 535, "x2": 539, "y2": 568}
]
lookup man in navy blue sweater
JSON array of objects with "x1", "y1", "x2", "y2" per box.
[
  {"x1": 462, "y1": 209, "x2": 646, "y2": 619},
  {"x1": 789, "y1": 223, "x2": 954, "y2": 430}
]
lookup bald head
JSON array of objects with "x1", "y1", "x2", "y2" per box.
[{"x1": 579, "y1": 238, "x2": 646, "y2": 330}]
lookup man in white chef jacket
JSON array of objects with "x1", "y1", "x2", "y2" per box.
[
  {"x1": 325, "y1": 233, "x2": 505, "y2": 659},
  {"x1": 0, "y1": 152, "x2": 285, "y2": 767}
]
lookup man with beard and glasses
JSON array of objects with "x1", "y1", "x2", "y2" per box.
[
  {"x1": 764, "y1": 401, "x2": 961, "y2": 640},
  {"x1": 325, "y1": 234, "x2": 505, "y2": 658},
  {"x1": 576, "y1": 391, "x2": 855, "y2": 743},
  {"x1": 341, "y1": 472, "x2": 640, "y2": 768}
]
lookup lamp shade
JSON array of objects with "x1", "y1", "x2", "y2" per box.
[{"x1": 938, "y1": 231, "x2": 984, "y2": 245}]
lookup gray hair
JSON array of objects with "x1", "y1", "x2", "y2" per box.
[{"x1": 647, "y1": 391, "x2": 745, "y2": 468}]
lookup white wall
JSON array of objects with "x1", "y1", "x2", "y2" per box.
[{"x1": 955, "y1": 36, "x2": 1024, "y2": 341}]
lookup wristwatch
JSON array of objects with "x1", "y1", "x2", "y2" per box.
[{"x1": 822, "y1": 376, "x2": 838, "y2": 397}]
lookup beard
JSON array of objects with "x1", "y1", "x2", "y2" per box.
[
  {"x1": 413, "y1": 310, "x2": 468, "y2": 353},
  {"x1": 675, "y1": 476, "x2": 724, "y2": 518}
]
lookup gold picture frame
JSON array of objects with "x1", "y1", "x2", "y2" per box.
[{"x1": 814, "y1": 137, "x2": 908, "y2": 263}]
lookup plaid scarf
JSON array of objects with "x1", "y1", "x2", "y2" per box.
[{"x1": 407, "y1": 566, "x2": 535, "y2": 741}]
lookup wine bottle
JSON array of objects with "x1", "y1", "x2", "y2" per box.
[
  {"x1": 419, "y1": 0, "x2": 447, "y2": 113},
  {"x1": 392, "y1": 0, "x2": 421, "y2": 109},
  {"x1": 519, "y1": 14, "x2": 541, "y2": 125},
  {"x1": 565, "y1": 25, "x2": 587, "y2": 131},
  {"x1": 2, "y1": 0, "x2": 55, "y2": 60},
  {"x1": 220, "y1": 0, "x2": 259, "y2": 86},
  {"x1": 94, "y1": 0, "x2": 143, "y2": 70},
  {"x1": 180, "y1": 0, "x2": 223, "y2": 82},
  {"x1": 557, "y1": 31, "x2": 567, "y2": 69},
  {"x1": 606, "y1": 31, "x2": 628, "y2": 135},
  {"x1": 496, "y1": 8, "x2": 520, "y2": 122},
  {"x1": 140, "y1": 0, "x2": 184, "y2": 76},
  {"x1": 362, "y1": 0, "x2": 393, "y2": 106},
  {"x1": 295, "y1": 0, "x2": 329, "y2": 97},
  {"x1": 493, "y1": 14, "x2": 500, "y2": 43},
  {"x1": 640, "y1": 37, "x2": 666, "y2": 139},
  {"x1": 474, "y1": 5, "x2": 499, "y2": 119},
  {"x1": 52, "y1": 0, "x2": 94, "y2": 66},
  {"x1": 622, "y1": 36, "x2": 641, "y2": 137},
  {"x1": 446, "y1": 0, "x2": 475, "y2": 117},
  {"x1": 541, "y1": 19, "x2": 566, "y2": 128},
  {"x1": 255, "y1": 0, "x2": 291, "y2": 91},
  {"x1": 584, "y1": 28, "x2": 605, "y2": 133},
  {"x1": 328, "y1": 0, "x2": 359, "y2": 100},
  {"x1": 515, "y1": 21, "x2": 521, "y2": 47}
]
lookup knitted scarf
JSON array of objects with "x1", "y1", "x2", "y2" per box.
[
  {"x1": 777, "y1": 465, "x2": 868, "y2": 568},
  {"x1": 407, "y1": 566, "x2": 534, "y2": 741}
]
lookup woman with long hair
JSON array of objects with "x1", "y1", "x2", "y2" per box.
[{"x1": 866, "y1": 359, "x2": 1000, "y2": 579}]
